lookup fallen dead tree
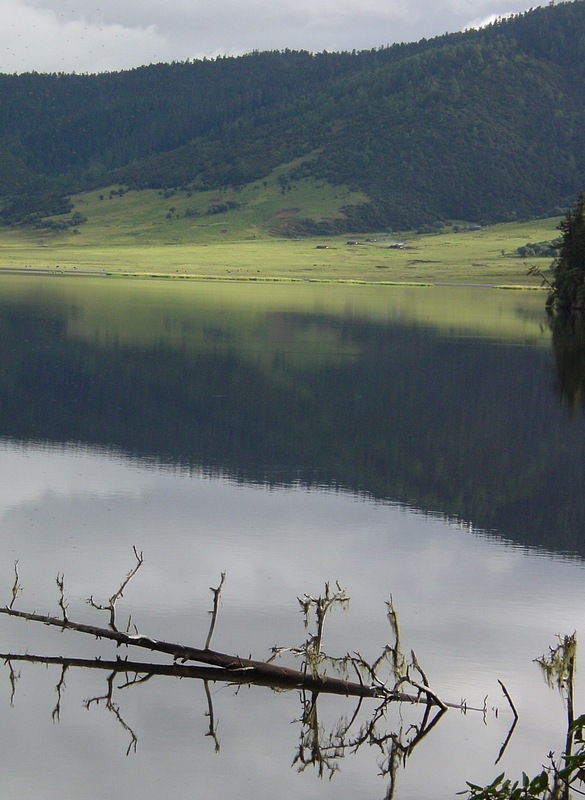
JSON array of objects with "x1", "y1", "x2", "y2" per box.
[
  {"x1": 0, "y1": 549, "x2": 476, "y2": 709},
  {"x1": 0, "y1": 609, "x2": 436, "y2": 701},
  {"x1": 0, "y1": 549, "x2": 518, "y2": 793}
]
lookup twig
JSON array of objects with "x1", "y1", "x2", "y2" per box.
[
  {"x1": 386, "y1": 596, "x2": 406, "y2": 681},
  {"x1": 410, "y1": 650, "x2": 429, "y2": 687},
  {"x1": 407, "y1": 679, "x2": 448, "y2": 711},
  {"x1": 87, "y1": 546, "x2": 143, "y2": 632},
  {"x1": 497, "y1": 679, "x2": 519, "y2": 721},
  {"x1": 297, "y1": 582, "x2": 350, "y2": 677},
  {"x1": 56, "y1": 574, "x2": 68, "y2": 624},
  {"x1": 205, "y1": 572, "x2": 226, "y2": 651},
  {"x1": 9, "y1": 561, "x2": 22, "y2": 610}
]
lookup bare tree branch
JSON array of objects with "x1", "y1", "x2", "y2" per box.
[
  {"x1": 205, "y1": 572, "x2": 226, "y2": 651},
  {"x1": 0, "y1": 607, "x2": 418, "y2": 700},
  {"x1": 56, "y1": 573, "x2": 68, "y2": 624},
  {"x1": 9, "y1": 561, "x2": 22, "y2": 610},
  {"x1": 0, "y1": 559, "x2": 491, "y2": 712},
  {"x1": 87, "y1": 546, "x2": 143, "y2": 632}
]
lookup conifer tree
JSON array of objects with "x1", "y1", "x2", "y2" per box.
[{"x1": 550, "y1": 192, "x2": 585, "y2": 310}]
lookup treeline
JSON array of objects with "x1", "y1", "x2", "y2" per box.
[{"x1": 1, "y1": 1, "x2": 585, "y2": 229}]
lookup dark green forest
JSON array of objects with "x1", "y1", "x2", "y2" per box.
[{"x1": 1, "y1": 0, "x2": 585, "y2": 230}]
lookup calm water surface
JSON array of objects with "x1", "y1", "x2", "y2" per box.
[{"x1": 0, "y1": 275, "x2": 584, "y2": 799}]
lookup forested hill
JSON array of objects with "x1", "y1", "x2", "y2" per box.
[{"x1": 1, "y1": 0, "x2": 585, "y2": 231}]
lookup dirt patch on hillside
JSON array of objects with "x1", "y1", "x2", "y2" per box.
[{"x1": 274, "y1": 208, "x2": 301, "y2": 218}]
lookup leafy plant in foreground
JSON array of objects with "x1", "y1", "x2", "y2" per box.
[{"x1": 463, "y1": 634, "x2": 584, "y2": 800}]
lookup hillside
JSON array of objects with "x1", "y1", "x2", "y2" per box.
[{"x1": 0, "y1": 1, "x2": 584, "y2": 232}]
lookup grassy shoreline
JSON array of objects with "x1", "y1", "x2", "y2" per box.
[
  {"x1": 0, "y1": 199, "x2": 559, "y2": 287},
  {"x1": 0, "y1": 264, "x2": 549, "y2": 290}
]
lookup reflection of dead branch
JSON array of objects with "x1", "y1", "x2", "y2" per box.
[
  {"x1": 351, "y1": 697, "x2": 446, "y2": 800},
  {"x1": 494, "y1": 713, "x2": 518, "y2": 765},
  {"x1": 5, "y1": 647, "x2": 443, "y2": 787},
  {"x1": 52, "y1": 665, "x2": 68, "y2": 722},
  {"x1": 382, "y1": 739, "x2": 404, "y2": 800},
  {"x1": 287, "y1": 587, "x2": 451, "y2": 793},
  {"x1": 87, "y1": 546, "x2": 143, "y2": 632},
  {"x1": 494, "y1": 679, "x2": 519, "y2": 764},
  {"x1": 0, "y1": 650, "x2": 398, "y2": 697},
  {"x1": 4, "y1": 658, "x2": 20, "y2": 705},
  {"x1": 291, "y1": 683, "x2": 448, "y2": 794},
  {"x1": 204, "y1": 680, "x2": 220, "y2": 752},
  {"x1": 293, "y1": 690, "x2": 346, "y2": 779},
  {"x1": 85, "y1": 671, "x2": 138, "y2": 755},
  {"x1": 352, "y1": 693, "x2": 445, "y2": 758}
]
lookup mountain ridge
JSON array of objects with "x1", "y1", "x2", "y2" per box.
[{"x1": 1, "y1": 0, "x2": 584, "y2": 231}]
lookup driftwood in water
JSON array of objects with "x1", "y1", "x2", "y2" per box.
[
  {"x1": 0, "y1": 600, "x2": 457, "y2": 706},
  {"x1": 0, "y1": 604, "x2": 382, "y2": 696},
  {"x1": 1, "y1": 551, "x2": 525, "y2": 788},
  {"x1": 0, "y1": 550, "x2": 490, "y2": 712}
]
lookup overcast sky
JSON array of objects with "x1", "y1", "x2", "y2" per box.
[{"x1": 1, "y1": 0, "x2": 543, "y2": 74}]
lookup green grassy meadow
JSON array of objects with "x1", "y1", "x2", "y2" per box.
[{"x1": 0, "y1": 171, "x2": 560, "y2": 286}]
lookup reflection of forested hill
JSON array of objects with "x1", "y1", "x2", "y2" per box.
[
  {"x1": 551, "y1": 312, "x2": 585, "y2": 417},
  {"x1": 1, "y1": 291, "x2": 583, "y2": 557}
]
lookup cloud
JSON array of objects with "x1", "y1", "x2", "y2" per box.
[
  {"x1": 465, "y1": 10, "x2": 515, "y2": 30},
  {"x1": 0, "y1": 0, "x2": 543, "y2": 73},
  {"x1": 0, "y1": 0, "x2": 169, "y2": 72}
]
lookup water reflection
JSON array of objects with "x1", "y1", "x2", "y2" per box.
[
  {"x1": 1, "y1": 276, "x2": 584, "y2": 799},
  {"x1": 1, "y1": 649, "x2": 450, "y2": 797},
  {"x1": 1, "y1": 576, "x2": 456, "y2": 800},
  {"x1": 0, "y1": 438, "x2": 584, "y2": 799},
  {"x1": 0, "y1": 276, "x2": 583, "y2": 556},
  {"x1": 550, "y1": 310, "x2": 585, "y2": 415}
]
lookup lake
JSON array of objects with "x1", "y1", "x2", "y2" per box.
[{"x1": 0, "y1": 274, "x2": 584, "y2": 800}]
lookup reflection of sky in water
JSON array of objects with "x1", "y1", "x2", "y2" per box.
[{"x1": 0, "y1": 439, "x2": 584, "y2": 800}]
